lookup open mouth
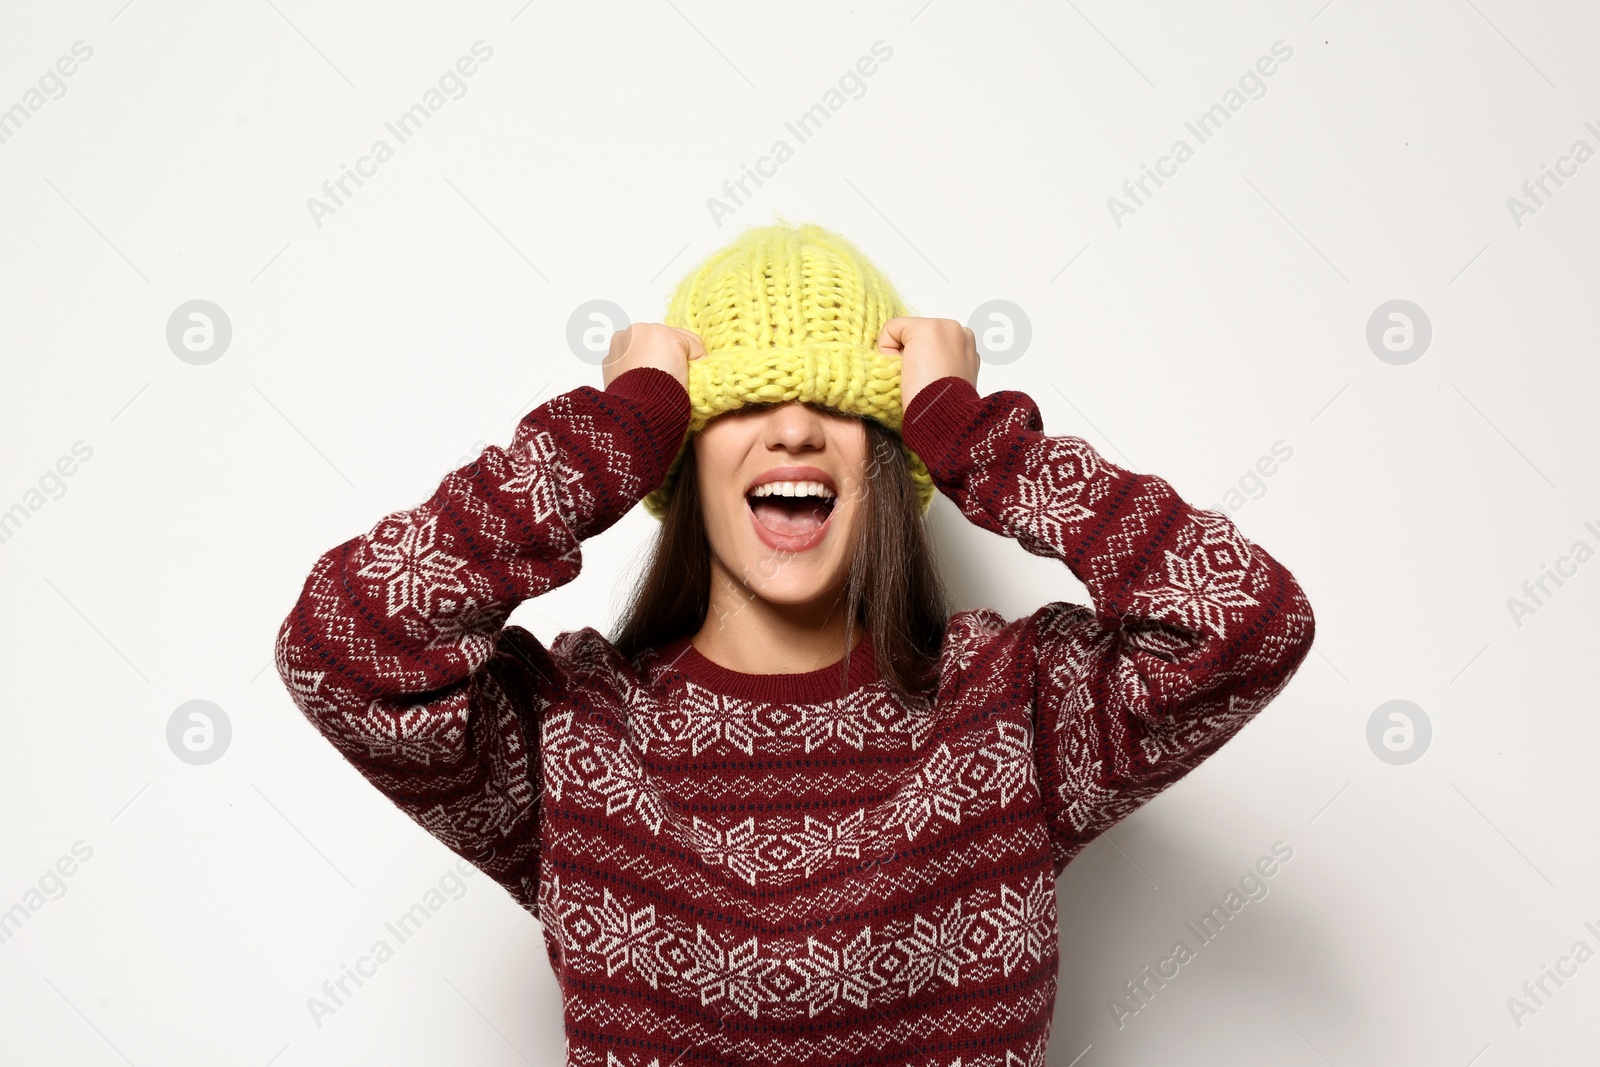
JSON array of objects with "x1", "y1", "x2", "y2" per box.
[{"x1": 745, "y1": 479, "x2": 837, "y2": 539}]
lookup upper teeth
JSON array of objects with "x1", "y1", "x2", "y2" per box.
[{"x1": 750, "y1": 480, "x2": 835, "y2": 499}]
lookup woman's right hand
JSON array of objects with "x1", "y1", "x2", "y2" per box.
[{"x1": 602, "y1": 323, "x2": 705, "y2": 389}]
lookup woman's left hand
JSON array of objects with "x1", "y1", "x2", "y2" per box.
[{"x1": 876, "y1": 317, "x2": 981, "y2": 416}]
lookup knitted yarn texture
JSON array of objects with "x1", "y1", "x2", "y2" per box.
[{"x1": 641, "y1": 220, "x2": 936, "y2": 520}]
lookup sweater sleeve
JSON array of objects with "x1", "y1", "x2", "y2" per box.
[
  {"x1": 271, "y1": 366, "x2": 690, "y2": 913},
  {"x1": 901, "y1": 376, "x2": 1315, "y2": 875}
]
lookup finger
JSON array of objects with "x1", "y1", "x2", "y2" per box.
[
  {"x1": 876, "y1": 317, "x2": 909, "y2": 354},
  {"x1": 675, "y1": 327, "x2": 708, "y2": 360},
  {"x1": 606, "y1": 326, "x2": 630, "y2": 363}
]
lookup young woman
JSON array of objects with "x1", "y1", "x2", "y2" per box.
[{"x1": 274, "y1": 222, "x2": 1315, "y2": 1066}]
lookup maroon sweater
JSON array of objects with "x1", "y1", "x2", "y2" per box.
[{"x1": 274, "y1": 366, "x2": 1315, "y2": 1066}]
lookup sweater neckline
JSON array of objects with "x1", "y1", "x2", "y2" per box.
[{"x1": 655, "y1": 628, "x2": 881, "y2": 703}]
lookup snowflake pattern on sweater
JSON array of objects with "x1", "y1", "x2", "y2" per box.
[{"x1": 274, "y1": 366, "x2": 1315, "y2": 1066}]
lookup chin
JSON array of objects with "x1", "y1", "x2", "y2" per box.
[
  {"x1": 739, "y1": 554, "x2": 847, "y2": 605},
  {"x1": 709, "y1": 488, "x2": 858, "y2": 606}
]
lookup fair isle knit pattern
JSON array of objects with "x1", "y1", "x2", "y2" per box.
[{"x1": 274, "y1": 366, "x2": 1316, "y2": 1066}]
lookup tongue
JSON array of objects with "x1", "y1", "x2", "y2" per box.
[{"x1": 751, "y1": 497, "x2": 830, "y2": 537}]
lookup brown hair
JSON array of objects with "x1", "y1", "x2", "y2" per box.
[{"x1": 611, "y1": 407, "x2": 948, "y2": 702}]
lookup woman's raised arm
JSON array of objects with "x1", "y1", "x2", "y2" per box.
[
  {"x1": 900, "y1": 375, "x2": 1315, "y2": 876},
  {"x1": 272, "y1": 366, "x2": 690, "y2": 912}
]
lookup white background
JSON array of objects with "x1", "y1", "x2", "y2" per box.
[{"x1": 2, "y1": 1, "x2": 1597, "y2": 1064}]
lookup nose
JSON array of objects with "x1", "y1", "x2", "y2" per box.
[{"x1": 762, "y1": 402, "x2": 826, "y2": 454}]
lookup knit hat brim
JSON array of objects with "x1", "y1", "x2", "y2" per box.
[{"x1": 641, "y1": 341, "x2": 936, "y2": 520}]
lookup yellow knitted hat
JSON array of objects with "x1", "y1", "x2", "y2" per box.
[{"x1": 641, "y1": 219, "x2": 936, "y2": 520}]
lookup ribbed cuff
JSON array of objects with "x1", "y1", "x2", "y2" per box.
[
  {"x1": 900, "y1": 376, "x2": 985, "y2": 480},
  {"x1": 603, "y1": 366, "x2": 692, "y2": 478},
  {"x1": 605, "y1": 365, "x2": 690, "y2": 416}
]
